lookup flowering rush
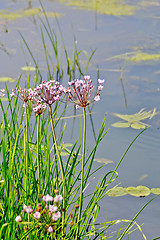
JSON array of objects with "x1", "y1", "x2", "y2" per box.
[
  {"x1": 65, "y1": 75, "x2": 104, "y2": 109},
  {"x1": 28, "y1": 80, "x2": 65, "y2": 115},
  {"x1": 15, "y1": 192, "x2": 63, "y2": 234},
  {"x1": 10, "y1": 80, "x2": 65, "y2": 115}
]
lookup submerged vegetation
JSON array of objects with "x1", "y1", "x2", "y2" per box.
[
  {"x1": 109, "y1": 51, "x2": 160, "y2": 63},
  {"x1": 0, "y1": 7, "x2": 61, "y2": 21},
  {"x1": 59, "y1": 0, "x2": 137, "y2": 16},
  {"x1": 112, "y1": 108, "x2": 158, "y2": 129},
  {"x1": 0, "y1": 1, "x2": 160, "y2": 240}
]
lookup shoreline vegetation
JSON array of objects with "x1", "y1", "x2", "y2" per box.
[{"x1": 0, "y1": 3, "x2": 160, "y2": 240}]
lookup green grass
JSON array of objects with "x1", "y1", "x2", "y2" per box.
[{"x1": 0, "y1": 4, "x2": 159, "y2": 240}]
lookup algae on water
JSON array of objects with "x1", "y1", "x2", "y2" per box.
[
  {"x1": 59, "y1": 0, "x2": 137, "y2": 16},
  {"x1": 0, "y1": 8, "x2": 61, "y2": 21},
  {"x1": 108, "y1": 51, "x2": 160, "y2": 62}
]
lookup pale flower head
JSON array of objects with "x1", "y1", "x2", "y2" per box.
[
  {"x1": 49, "y1": 205, "x2": 58, "y2": 212},
  {"x1": 47, "y1": 226, "x2": 54, "y2": 233},
  {"x1": 15, "y1": 215, "x2": 22, "y2": 222},
  {"x1": 52, "y1": 211, "x2": 61, "y2": 221},
  {"x1": 42, "y1": 194, "x2": 54, "y2": 202},
  {"x1": 66, "y1": 76, "x2": 104, "y2": 109},
  {"x1": 94, "y1": 95, "x2": 100, "y2": 102},
  {"x1": 23, "y1": 204, "x2": 33, "y2": 214},
  {"x1": 33, "y1": 211, "x2": 41, "y2": 219},
  {"x1": 54, "y1": 194, "x2": 63, "y2": 203}
]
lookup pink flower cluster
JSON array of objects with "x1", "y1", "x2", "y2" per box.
[
  {"x1": 0, "y1": 89, "x2": 5, "y2": 97},
  {"x1": 10, "y1": 76, "x2": 104, "y2": 114},
  {"x1": 65, "y1": 76, "x2": 104, "y2": 109},
  {"x1": 15, "y1": 193, "x2": 63, "y2": 234}
]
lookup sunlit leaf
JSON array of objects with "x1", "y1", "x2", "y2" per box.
[
  {"x1": 130, "y1": 122, "x2": 146, "y2": 129},
  {"x1": 94, "y1": 158, "x2": 113, "y2": 164},
  {"x1": 21, "y1": 66, "x2": 37, "y2": 71},
  {"x1": 112, "y1": 108, "x2": 158, "y2": 129},
  {"x1": 151, "y1": 188, "x2": 160, "y2": 195},
  {"x1": 107, "y1": 187, "x2": 127, "y2": 196},
  {"x1": 111, "y1": 121, "x2": 131, "y2": 128},
  {"x1": 0, "y1": 77, "x2": 15, "y2": 82},
  {"x1": 126, "y1": 186, "x2": 151, "y2": 197}
]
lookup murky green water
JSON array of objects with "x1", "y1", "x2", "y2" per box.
[{"x1": 0, "y1": 0, "x2": 160, "y2": 239}]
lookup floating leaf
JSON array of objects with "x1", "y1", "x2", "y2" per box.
[
  {"x1": 107, "y1": 187, "x2": 127, "y2": 197},
  {"x1": 21, "y1": 66, "x2": 37, "y2": 72},
  {"x1": 111, "y1": 121, "x2": 131, "y2": 128},
  {"x1": 107, "y1": 186, "x2": 160, "y2": 197},
  {"x1": 130, "y1": 122, "x2": 146, "y2": 129},
  {"x1": 61, "y1": 143, "x2": 73, "y2": 148},
  {"x1": 0, "y1": 77, "x2": 15, "y2": 82},
  {"x1": 151, "y1": 188, "x2": 160, "y2": 195},
  {"x1": 112, "y1": 108, "x2": 158, "y2": 129},
  {"x1": 94, "y1": 158, "x2": 113, "y2": 164},
  {"x1": 126, "y1": 186, "x2": 151, "y2": 197}
]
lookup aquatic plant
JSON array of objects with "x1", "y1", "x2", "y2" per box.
[
  {"x1": 112, "y1": 108, "x2": 158, "y2": 129},
  {"x1": 59, "y1": 0, "x2": 137, "y2": 16},
  {"x1": 15, "y1": 192, "x2": 63, "y2": 238},
  {"x1": 0, "y1": 5, "x2": 159, "y2": 240}
]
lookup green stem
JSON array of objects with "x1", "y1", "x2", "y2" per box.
[
  {"x1": 37, "y1": 115, "x2": 40, "y2": 196},
  {"x1": 49, "y1": 105, "x2": 65, "y2": 235},
  {"x1": 24, "y1": 103, "x2": 29, "y2": 197},
  {"x1": 77, "y1": 107, "x2": 86, "y2": 238}
]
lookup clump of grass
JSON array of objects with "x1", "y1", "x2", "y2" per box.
[{"x1": 0, "y1": 5, "x2": 158, "y2": 240}]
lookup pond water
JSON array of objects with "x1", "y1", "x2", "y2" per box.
[{"x1": 0, "y1": 0, "x2": 160, "y2": 239}]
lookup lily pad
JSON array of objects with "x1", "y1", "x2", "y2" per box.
[
  {"x1": 112, "y1": 108, "x2": 158, "y2": 129},
  {"x1": 0, "y1": 77, "x2": 15, "y2": 83},
  {"x1": 107, "y1": 187, "x2": 127, "y2": 197},
  {"x1": 151, "y1": 188, "x2": 160, "y2": 195},
  {"x1": 126, "y1": 186, "x2": 151, "y2": 197},
  {"x1": 94, "y1": 158, "x2": 113, "y2": 164}
]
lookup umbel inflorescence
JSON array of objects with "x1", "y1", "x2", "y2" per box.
[
  {"x1": 15, "y1": 193, "x2": 63, "y2": 234},
  {"x1": 10, "y1": 76, "x2": 104, "y2": 114}
]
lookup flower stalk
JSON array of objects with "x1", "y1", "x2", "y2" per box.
[
  {"x1": 77, "y1": 107, "x2": 86, "y2": 236},
  {"x1": 49, "y1": 105, "x2": 65, "y2": 235},
  {"x1": 24, "y1": 102, "x2": 29, "y2": 196},
  {"x1": 37, "y1": 115, "x2": 40, "y2": 196}
]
